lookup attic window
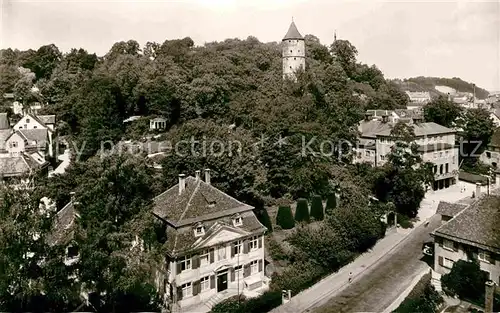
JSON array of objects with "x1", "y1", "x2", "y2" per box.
[
  {"x1": 208, "y1": 201, "x2": 216, "y2": 208},
  {"x1": 194, "y1": 225, "x2": 205, "y2": 237},
  {"x1": 26, "y1": 119, "x2": 30, "y2": 123},
  {"x1": 233, "y1": 216, "x2": 242, "y2": 227},
  {"x1": 33, "y1": 126, "x2": 37, "y2": 129}
]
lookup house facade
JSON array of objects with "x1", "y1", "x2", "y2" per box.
[
  {"x1": 153, "y1": 170, "x2": 267, "y2": 312},
  {"x1": 480, "y1": 128, "x2": 500, "y2": 170},
  {"x1": 432, "y1": 193, "x2": 500, "y2": 285},
  {"x1": 355, "y1": 115, "x2": 459, "y2": 190}
]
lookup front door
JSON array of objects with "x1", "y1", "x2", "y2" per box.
[{"x1": 217, "y1": 273, "x2": 228, "y2": 292}]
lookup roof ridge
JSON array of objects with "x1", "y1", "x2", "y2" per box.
[
  {"x1": 434, "y1": 199, "x2": 474, "y2": 234},
  {"x1": 177, "y1": 180, "x2": 202, "y2": 224}
]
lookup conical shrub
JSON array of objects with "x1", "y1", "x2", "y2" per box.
[
  {"x1": 294, "y1": 198, "x2": 310, "y2": 223},
  {"x1": 325, "y1": 193, "x2": 337, "y2": 215},
  {"x1": 310, "y1": 195, "x2": 324, "y2": 221},
  {"x1": 276, "y1": 206, "x2": 295, "y2": 229}
]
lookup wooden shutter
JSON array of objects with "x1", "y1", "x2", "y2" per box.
[
  {"x1": 193, "y1": 280, "x2": 200, "y2": 296},
  {"x1": 258, "y1": 259, "x2": 263, "y2": 272},
  {"x1": 258, "y1": 236, "x2": 262, "y2": 249},
  {"x1": 243, "y1": 264, "x2": 250, "y2": 277},
  {"x1": 438, "y1": 256, "x2": 444, "y2": 266},
  {"x1": 243, "y1": 240, "x2": 249, "y2": 254},
  {"x1": 176, "y1": 261, "x2": 182, "y2": 274},
  {"x1": 487, "y1": 253, "x2": 495, "y2": 265},
  {"x1": 231, "y1": 243, "x2": 235, "y2": 258},
  {"x1": 192, "y1": 255, "x2": 199, "y2": 269},
  {"x1": 231, "y1": 268, "x2": 235, "y2": 282},
  {"x1": 210, "y1": 275, "x2": 215, "y2": 289},
  {"x1": 453, "y1": 242, "x2": 459, "y2": 252},
  {"x1": 209, "y1": 249, "x2": 215, "y2": 263},
  {"x1": 177, "y1": 286, "x2": 183, "y2": 301}
]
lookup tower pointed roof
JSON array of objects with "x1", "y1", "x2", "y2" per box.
[{"x1": 283, "y1": 21, "x2": 303, "y2": 40}]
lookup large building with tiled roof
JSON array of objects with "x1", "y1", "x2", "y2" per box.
[
  {"x1": 432, "y1": 193, "x2": 500, "y2": 285},
  {"x1": 282, "y1": 19, "x2": 305, "y2": 80},
  {"x1": 355, "y1": 115, "x2": 459, "y2": 190},
  {"x1": 153, "y1": 169, "x2": 267, "y2": 311}
]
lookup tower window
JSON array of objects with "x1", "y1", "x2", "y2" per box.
[
  {"x1": 298, "y1": 50, "x2": 300, "y2": 52},
  {"x1": 294, "y1": 57, "x2": 296, "y2": 60},
  {"x1": 289, "y1": 40, "x2": 291, "y2": 43},
  {"x1": 290, "y1": 66, "x2": 292, "y2": 69},
  {"x1": 290, "y1": 50, "x2": 292, "y2": 53}
]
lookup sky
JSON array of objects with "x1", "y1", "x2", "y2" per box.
[{"x1": 1, "y1": 0, "x2": 499, "y2": 91}]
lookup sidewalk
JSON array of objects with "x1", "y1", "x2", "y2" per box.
[{"x1": 270, "y1": 227, "x2": 408, "y2": 313}]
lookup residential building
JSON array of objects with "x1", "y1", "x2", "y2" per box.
[
  {"x1": 282, "y1": 20, "x2": 305, "y2": 80},
  {"x1": 480, "y1": 128, "x2": 500, "y2": 170},
  {"x1": 405, "y1": 91, "x2": 431, "y2": 103},
  {"x1": 152, "y1": 169, "x2": 268, "y2": 312},
  {"x1": 489, "y1": 110, "x2": 500, "y2": 127},
  {"x1": 432, "y1": 192, "x2": 500, "y2": 286},
  {"x1": 12, "y1": 113, "x2": 55, "y2": 157},
  {"x1": 436, "y1": 201, "x2": 467, "y2": 223},
  {"x1": 355, "y1": 115, "x2": 459, "y2": 190}
]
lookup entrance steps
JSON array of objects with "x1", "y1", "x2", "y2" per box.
[
  {"x1": 431, "y1": 270, "x2": 442, "y2": 292},
  {"x1": 204, "y1": 288, "x2": 238, "y2": 310}
]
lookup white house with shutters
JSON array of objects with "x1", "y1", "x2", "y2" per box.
[{"x1": 152, "y1": 169, "x2": 268, "y2": 312}]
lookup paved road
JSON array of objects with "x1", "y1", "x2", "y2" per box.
[{"x1": 311, "y1": 215, "x2": 441, "y2": 313}]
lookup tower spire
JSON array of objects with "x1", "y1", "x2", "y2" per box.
[{"x1": 334, "y1": 30, "x2": 337, "y2": 41}]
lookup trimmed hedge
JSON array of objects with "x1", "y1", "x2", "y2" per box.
[
  {"x1": 257, "y1": 208, "x2": 273, "y2": 233},
  {"x1": 210, "y1": 291, "x2": 282, "y2": 313},
  {"x1": 310, "y1": 195, "x2": 324, "y2": 221},
  {"x1": 325, "y1": 193, "x2": 337, "y2": 215},
  {"x1": 276, "y1": 206, "x2": 295, "y2": 229},
  {"x1": 294, "y1": 198, "x2": 310, "y2": 223}
]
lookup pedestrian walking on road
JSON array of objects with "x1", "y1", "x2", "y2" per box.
[{"x1": 348, "y1": 272, "x2": 352, "y2": 283}]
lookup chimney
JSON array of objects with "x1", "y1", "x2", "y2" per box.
[
  {"x1": 179, "y1": 174, "x2": 186, "y2": 195},
  {"x1": 204, "y1": 169, "x2": 211, "y2": 185},
  {"x1": 381, "y1": 115, "x2": 388, "y2": 123},
  {"x1": 195, "y1": 170, "x2": 201, "y2": 182},
  {"x1": 485, "y1": 280, "x2": 495, "y2": 313},
  {"x1": 476, "y1": 182, "x2": 481, "y2": 198},
  {"x1": 447, "y1": 92, "x2": 451, "y2": 101}
]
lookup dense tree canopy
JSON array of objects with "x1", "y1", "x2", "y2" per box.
[{"x1": 423, "y1": 95, "x2": 462, "y2": 128}]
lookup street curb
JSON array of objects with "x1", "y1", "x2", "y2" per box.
[{"x1": 382, "y1": 266, "x2": 430, "y2": 313}]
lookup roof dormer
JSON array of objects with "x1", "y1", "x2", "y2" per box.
[
  {"x1": 193, "y1": 222, "x2": 205, "y2": 237},
  {"x1": 232, "y1": 213, "x2": 243, "y2": 227}
]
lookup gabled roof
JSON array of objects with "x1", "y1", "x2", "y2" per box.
[
  {"x1": 436, "y1": 201, "x2": 467, "y2": 218},
  {"x1": 359, "y1": 120, "x2": 455, "y2": 138},
  {"x1": 434, "y1": 195, "x2": 500, "y2": 253},
  {"x1": 0, "y1": 113, "x2": 9, "y2": 130},
  {"x1": 37, "y1": 115, "x2": 56, "y2": 125},
  {"x1": 0, "y1": 129, "x2": 11, "y2": 151},
  {"x1": 0, "y1": 153, "x2": 47, "y2": 177},
  {"x1": 19, "y1": 129, "x2": 48, "y2": 145},
  {"x1": 153, "y1": 176, "x2": 253, "y2": 227},
  {"x1": 47, "y1": 201, "x2": 76, "y2": 246},
  {"x1": 283, "y1": 21, "x2": 303, "y2": 40}
]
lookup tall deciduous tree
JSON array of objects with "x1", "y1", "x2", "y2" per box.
[
  {"x1": 423, "y1": 95, "x2": 462, "y2": 128},
  {"x1": 459, "y1": 108, "x2": 495, "y2": 167}
]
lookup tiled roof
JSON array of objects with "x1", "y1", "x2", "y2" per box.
[
  {"x1": 0, "y1": 129, "x2": 11, "y2": 151},
  {"x1": 47, "y1": 201, "x2": 76, "y2": 245},
  {"x1": 165, "y1": 210, "x2": 266, "y2": 255},
  {"x1": 19, "y1": 129, "x2": 48, "y2": 143},
  {"x1": 283, "y1": 21, "x2": 303, "y2": 40},
  {"x1": 0, "y1": 153, "x2": 46, "y2": 177},
  {"x1": 37, "y1": 115, "x2": 56, "y2": 125},
  {"x1": 394, "y1": 109, "x2": 423, "y2": 119},
  {"x1": 153, "y1": 176, "x2": 253, "y2": 227},
  {"x1": 362, "y1": 120, "x2": 455, "y2": 137},
  {"x1": 436, "y1": 201, "x2": 467, "y2": 218},
  {"x1": 0, "y1": 113, "x2": 9, "y2": 130},
  {"x1": 417, "y1": 143, "x2": 454, "y2": 153},
  {"x1": 434, "y1": 195, "x2": 500, "y2": 253},
  {"x1": 150, "y1": 117, "x2": 167, "y2": 122}
]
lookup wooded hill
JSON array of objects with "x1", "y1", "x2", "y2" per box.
[{"x1": 391, "y1": 76, "x2": 489, "y2": 99}]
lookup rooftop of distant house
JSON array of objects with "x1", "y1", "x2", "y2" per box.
[
  {"x1": 0, "y1": 153, "x2": 48, "y2": 177},
  {"x1": 489, "y1": 128, "x2": 500, "y2": 147},
  {"x1": 358, "y1": 119, "x2": 455, "y2": 138},
  {"x1": 433, "y1": 195, "x2": 500, "y2": 253},
  {"x1": 436, "y1": 201, "x2": 467, "y2": 218}
]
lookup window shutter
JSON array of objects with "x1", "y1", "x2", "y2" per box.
[
  {"x1": 438, "y1": 256, "x2": 444, "y2": 266},
  {"x1": 453, "y1": 242, "x2": 459, "y2": 252},
  {"x1": 243, "y1": 240, "x2": 249, "y2": 254},
  {"x1": 231, "y1": 268, "x2": 235, "y2": 282},
  {"x1": 231, "y1": 243, "x2": 235, "y2": 258},
  {"x1": 193, "y1": 280, "x2": 200, "y2": 296},
  {"x1": 177, "y1": 286, "x2": 183, "y2": 301},
  {"x1": 176, "y1": 261, "x2": 181, "y2": 274},
  {"x1": 210, "y1": 275, "x2": 215, "y2": 289},
  {"x1": 192, "y1": 255, "x2": 199, "y2": 269},
  {"x1": 488, "y1": 253, "x2": 495, "y2": 265},
  {"x1": 243, "y1": 264, "x2": 250, "y2": 277},
  {"x1": 258, "y1": 259, "x2": 263, "y2": 272},
  {"x1": 209, "y1": 249, "x2": 215, "y2": 263},
  {"x1": 258, "y1": 236, "x2": 262, "y2": 249}
]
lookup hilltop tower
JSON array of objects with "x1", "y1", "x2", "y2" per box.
[{"x1": 282, "y1": 19, "x2": 305, "y2": 80}]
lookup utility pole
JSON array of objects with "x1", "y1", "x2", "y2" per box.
[{"x1": 237, "y1": 248, "x2": 240, "y2": 304}]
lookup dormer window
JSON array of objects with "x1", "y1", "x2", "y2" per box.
[
  {"x1": 67, "y1": 245, "x2": 79, "y2": 258},
  {"x1": 233, "y1": 215, "x2": 242, "y2": 227},
  {"x1": 194, "y1": 223, "x2": 205, "y2": 237},
  {"x1": 208, "y1": 201, "x2": 216, "y2": 208},
  {"x1": 26, "y1": 119, "x2": 30, "y2": 123}
]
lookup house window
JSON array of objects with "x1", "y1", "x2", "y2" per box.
[
  {"x1": 443, "y1": 239, "x2": 454, "y2": 251},
  {"x1": 233, "y1": 216, "x2": 242, "y2": 227},
  {"x1": 380, "y1": 155, "x2": 385, "y2": 161},
  {"x1": 233, "y1": 240, "x2": 242, "y2": 255},
  {"x1": 290, "y1": 50, "x2": 292, "y2": 53},
  {"x1": 9, "y1": 141, "x2": 18, "y2": 148},
  {"x1": 181, "y1": 282, "x2": 192, "y2": 298},
  {"x1": 434, "y1": 152, "x2": 438, "y2": 159},
  {"x1": 439, "y1": 152, "x2": 443, "y2": 158},
  {"x1": 440, "y1": 164, "x2": 443, "y2": 174},
  {"x1": 478, "y1": 250, "x2": 490, "y2": 263},
  {"x1": 443, "y1": 258, "x2": 454, "y2": 269},
  {"x1": 26, "y1": 119, "x2": 30, "y2": 123},
  {"x1": 445, "y1": 163, "x2": 449, "y2": 173},
  {"x1": 433, "y1": 165, "x2": 437, "y2": 174},
  {"x1": 194, "y1": 225, "x2": 205, "y2": 237},
  {"x1": 179, "y1": 255, "x2": 191, "y2": 272},
  {"x1": 234, "y1": 265, "x2": 243, "y2": 276},
  {"x1": 200, "y1": 249, "x2": 210, "y2": 266},
  {"x1": 33, "y1": 126, "x2": 37, "y2": 129},
  {"x1": 365, "y1": 151, "x2": 370, "y2": 157},
  {"x1": 218, "y1": 245, "x2": 226, "y2": 260},
  {"x1": 249, "y1": 236, "x2": 259, "y2": 251},
  {"x1": 250, "y1": 260, "x2": 259, "y2": 274},
  {"x1": 487, "y1": 152, "x2": 492, "y2": 158},
  {"x1": 200, "y1": 276, "x2": 209, "y2": 292},
  {"x1": 294, "y1": 57, "x2": 296, "y2": 60}
]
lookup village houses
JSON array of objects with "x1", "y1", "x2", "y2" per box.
[{"x1": 355, "y1": 113, "x2": 459, "y2": 191}]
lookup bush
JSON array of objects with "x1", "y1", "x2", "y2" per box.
[
  {"x1": 310, "y1": 195, "x2": 324, "y2": 221},
  {"x1": 210, "y1": 295, "x2": 243, "y2": 313},
  {"x1": 394, "y1": 274, "x2": 443, "y2": 313},
  {"x1": 397, "y1": 213, "x2": 414, "y2": 229},
  {"x1": 441, "y1": 260, "x2": 489, "y2": 302},
  {"x1": 270, "y1": 261, "x2": 325, "y2": 296},
  {"x1": 267, "y1": 237, "x2": 288, "y2": 261},
  {"x1": 256, "y1": 208, "x2": 273, "y2": 233},
  {"x1": 276, "y1": 206, "x2": 295, "y2": 229},
  {"x1": 210, "y1": 291, "x2": 281, "y2": 313},
  {"x1": 294, "y1": 198, "x2": 310, "y2": 223},
  {"x1": 325, "y1": 193, "x2": 337, "y2": 215}
]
